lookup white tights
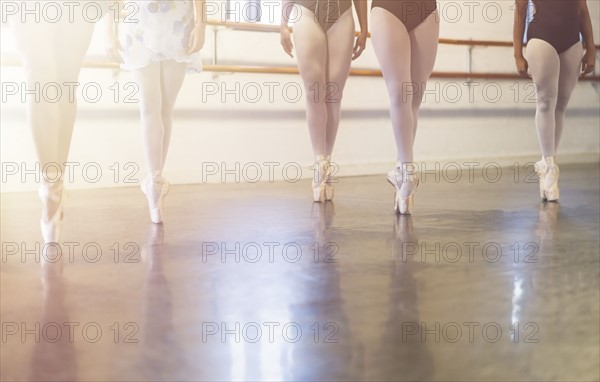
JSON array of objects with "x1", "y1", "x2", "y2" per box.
[
  {"x1": 132, "y1": 61, "x2": 188, "y2": 178},
  {"x1": 292, "y1": 7, "x2": 355, "y2": 157},
  {"x1": 11, "y1": 12, "x2": 94, "y2": 180},
  {"x1": 526, "y1": 39, "x2": 583, "y2": 157},
  {"x1": 370, "y1": 9, "x2": 439, "y2": 165}
]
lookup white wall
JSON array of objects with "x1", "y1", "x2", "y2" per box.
[{"x1": 1, "y1": 1, "x2": 599, "y2": 192}]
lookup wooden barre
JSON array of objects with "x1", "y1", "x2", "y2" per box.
[{"x1": 1, "y1": 59, "x2": 598, "y2": 81}]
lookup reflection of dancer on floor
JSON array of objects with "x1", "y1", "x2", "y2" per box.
[
  {"x1": 371, "y1": 0, "x2": 439, "y2": 215},
  {"x1": 9, "y1": 4, "x2": 97, "y2": 243},
  {"x1": 514, "y1": 0, "x2": 595, "y2": 202},
  {"x1": 106, "y1": 0, "x2": 206, "y2": 223},
  {"x1": 280, "y1": 0, "x2": 368, "y2": 202},
  {"x1": 137, "y1": 225, "x2": 185, "y2": 378},
  {"x1": 31, "y1": 257, "x2": 77, "y2": 381}
]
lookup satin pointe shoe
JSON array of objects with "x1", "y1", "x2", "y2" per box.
[
  {"x1": 312, "y1": 155, "x2": 334, "y2": 202},
  {"x1": 141, "y1": 173, "x2": 171, "y2": 224},
  {"x1": 535, "y1": 157, "x2": 559, "y2": 202},
  {"x1": 39, "y1": 181, "x2": 65, "y2": 244},
  {"x1": 387, "y1": 164, "x2": 420, "y2": 215}
]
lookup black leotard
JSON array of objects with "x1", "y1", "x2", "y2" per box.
[
  {"x1": 371, "y1": 0, "x2": 437, "y2": 32},
  {"x1": 295, "y1": 0, "x2": 353, "y2": 31},
  {"x1": 527, "y1": 0, "x2": 581, "y2": 54}
]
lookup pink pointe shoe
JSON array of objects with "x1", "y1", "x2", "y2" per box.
[
  {"x1": 141, "y1": 174, "x2": 170, "y2": 224},
  {"x1": 535, "y1": 157, "x2": 560, "y2": 202},
  {"x1": 312, "y1": 155, "x2": 334, "y2": 202},
  {"x1": 387, "y1": 163, "x2": 420, "y2": 215},
  {"x1": 39, "y1": 181, "x2": 65, "y2": 244}
]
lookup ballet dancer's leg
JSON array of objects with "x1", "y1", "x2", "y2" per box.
[
  {"x1": 525, "y1": 39, "x2": 581, "y2": 201},
  {"x1": 132, "y1": 63, "x2": 168, "y2": 219},
  {"x1": 54, "y1": 16, "x2": 95, "y2": 168},
  {"x1": 293, "y1": 7, "x2": 328, "y2": 157},
  {"x1": 159, "y1": 60, "x2": 188, "y2": 170},
  {"x1": 133, "y1": 63, "x2": 163, "y2": 177},
  {"x1": 408, "y1": 11, "x2": 439, "y2": 145},
  {"x1": 11, "y1": 20, "x2": 61, "y2": 181},
  {"x1": 554, "y1": 42, "x2": 583, "y2": 152},
  {"x1": 525, "y1": 39, "x2": 560, "y2": 157},
  {"x1": 11, "y1": 11, "x2": 93, "y2": 241},
  {"x1": 370, "y1": 8, "x2": 414, "y2": 164},
  {"x1": 133, "y1": 60, "x2": 186, "y2": 222},
  {"x1": 371, "y1": 8, "x2": 439, "y2": 213},
  {"x1": 324, "y1": 9, "x2": 354, "y2": 156},
  {"x1": 12, "y1": 15, "x2": 93, "y2": 178}
]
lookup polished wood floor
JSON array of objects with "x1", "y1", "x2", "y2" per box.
[{"x1": 1, "y1": 163, "x2": 599, "y2": 381}]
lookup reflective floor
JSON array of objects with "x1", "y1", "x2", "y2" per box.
[{"x1": 1, "y1": 163, "x2": 599, "y2": 381}]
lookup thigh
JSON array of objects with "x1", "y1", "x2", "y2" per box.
[
  {"x1": 557, "y1": 42, "x2": 583, "y2": 101},
  {"x1": 160, "y1": 61, "x2": 188, "y2": 108},
  {"x1": 10, "y1": 17, "x2": 57, "y2": 72},
  {"x1": 409, "y1": 10, "x2": 439, "y2": 95},
  {"x1": 133, "y1": 63, "x2": 163, "y2": 110},
  {"x1": 325, "y1": 9, "x2": 355, "y2": 87},
  {"x1": 370, "y1": 7, "x2": 412, "y2": 90},
  {"x1": 293, "y1": 5, "x2": 328, "y2": 84},
  {"x1": 55, "y1": 16, "x2": 95, "y2": 76},
  {"x1": 325, "y1": 9, "x2": 354, "y2": 104},
  {"x1": 525, "y1": 39, "x2": 560, "y2": 97}
]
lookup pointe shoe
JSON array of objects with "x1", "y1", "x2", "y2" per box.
[
  {"x1": 387, "y1": 165, "x2": 419, "y2": 215},
  {"x1": 312, "y1": 156, "x2": 334, "y2": 202},
  {"x1": 141, "y1": 174, "x2": 170, "y2": 224},
  {"x1": 39, "y1": 181, "x2": 64, "y2": 244},
  {"x1": 535, "y1": 157, "x2": 559, "y2": 202}
]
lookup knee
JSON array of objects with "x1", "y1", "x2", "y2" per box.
[
  {"x1": 140, "y1": 103, "x2": 162, "y2": 124},
  {"x1": 161, "y1": 107, "x2": 175, "y2": 126},
  {"x1": 389, "y1": 85, "x2": 413, "y2": 109},
  {"x1": 301, "y1": 72, "x2": 326, "y2": 101},
  {"x1": 24, "y1": 62, "x2": 57, "y2": 84},
  {"x1": 555, "y1": 96, "x2": 570, "y2": 113},
  {"x1": 536, "y1": 93, "x2": 557, "y2": 112}
]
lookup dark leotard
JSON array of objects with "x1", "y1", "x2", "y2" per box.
[
  {"x1": 371, "y1": 0, "x2": 437, "y2": 32},
  {"x1": 527, "y1": 0, "x2": 581, "y2": 54},
  {"x1": 295, "y1": 0, "x2": 352, "y2": 31}
]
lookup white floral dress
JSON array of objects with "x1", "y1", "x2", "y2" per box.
[{"x1": 120, "y1": 0, "x2": 202, "y2": 72}]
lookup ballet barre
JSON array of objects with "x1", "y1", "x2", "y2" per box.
[
  {"x1": 202, "y1": 19, "x2": 599, "y2": 81},
  {"x1": 1, "y1": 59, "x2": 598, "y2": 82}
]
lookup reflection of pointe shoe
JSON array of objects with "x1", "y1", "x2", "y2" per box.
[
  {"x1": 39, "y1": 182, "x2": 64, "y2": 244},
  {"x1": 387, "y1": 165, "x2": 419, "y2": 215},
  {"x1": 311, "y1": 200, "x2": 335, "y2": 227},
  {"x1": 142, "y1": 224, "x2": 165, "y2": 265},
  {"x1": 535, "y1": 157, "x2": 559, "y2": 202},
  {"x1": 538, "y1": 201, "x2": 559, "y2": 229},
  {"x1": 141, "y1": 174, "x2": 170, "y2": 224},
  {"x1": 41, "y1": 253, "x2": 64, "y2": 282},
  {"x1": 312, "y1": 156, "x2": 333, "y2": 202},
  {"x1": 394, "y1": 214, "x2": 416, "y2": 243}
]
